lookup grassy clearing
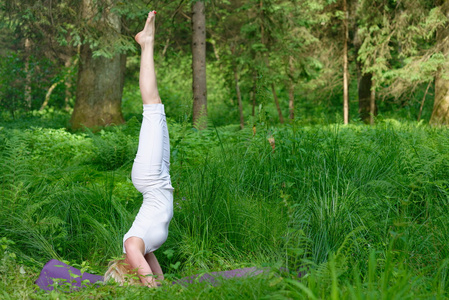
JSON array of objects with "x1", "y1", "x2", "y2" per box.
[{"x1": 1, "y1": 115, "x2": 449, "y2": 299}]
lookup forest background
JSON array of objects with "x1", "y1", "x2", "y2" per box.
[{"x1": 1, "y1": 0, "x2": 449, "y2": 299}]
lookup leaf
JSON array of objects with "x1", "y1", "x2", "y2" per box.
[{"x1": 170, "y1": 261, "x2": 181, "y2": 270}]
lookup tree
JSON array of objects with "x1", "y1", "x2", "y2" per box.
[
  {"x1": 70, "y1": 0, "x2": 126, "y2": 129},
  {"x1": 294, "y1": 0, "x2": 356, "y2": 124},
  {"x1": 259, "y1": 0, "x2": 285, "y2": 124},
  {"x1": 227, "y1": 44, "x2": 246, "y2": 129},
  {"x1": 233, "y1": 58, "x2": 245, "y2": 129},
  {"x1": 357, "y1": 0, "x2": 449, "y2": 125},
  {"x1": 231, "y1": 0, "x2": 285, "y2": 124},
  {"x1": 1, "y1": 0, "x2": 143, "y2": 127},
  {"x1": 354, "y1": 0, "x2": 379, "y2": 124},
  {"x1": 235, "y1": 0, "x2": 321, "y2": 124},
  {"x1": 342, "y1": 0, "x2": 350, "y2": 124},
  {"x1": 0, "y1": 0, "x2": 77, "y2": 114},
  {"x1": 278, "y1": 1, "x2": 322, "y2": 121},
  {"x1": 430, "y1": 1, "x2": 449, "y2": 125},
  {"x1": 191, "y1": 1, "x2": 208, "y2": 129}
]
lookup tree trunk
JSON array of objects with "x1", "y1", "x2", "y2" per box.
[
  {"x1": 271, "y1": 83, "x2": 284, "y2": 124},
  {"x1": 251, "y1": 70, "x2": 257, "y2": 116},
  {"x1": 24, "y1": 38, "x2": 32, "y2": 110},
  {"x1": 70, "y1": 0, "x2": 124, "y2": 130},
  {"x1": 40, "y1": 80, "x2": 63, "y2": 111},
  {"x1": 358, "y1": 72, "x2": 373, "y2": 124},
  {"x1": 343, "y1": 0, "x2": 350, "y2": 124},
  {"x1": 431, "y1": 73, "x2": 449, "y2": 125},
  {"x1": 354, "y1": 6, "x2": 376, "y2": 126},
  {"x1": 234, "y1": 66, "x2": 245, "y2": 129},
  {"x1": 191, "y1": 1, "x2": 208, "y2": 129},
  {"x1": 354, "y1": 18, "x2": 376, "y2": 125},
  {"x1": 430, "y1": 2, "x2": 449, "y2": 126},
  {"x1": 418, "y1": 81, "x2": 432, "y2": 122},
  {"x1": 288, "y1": 82, "x2": 295, "y2": 120},
  {"x1": 370, "y1": 79, "x2": 376, "y2": 125},
  {"x1": 288, "y1": 56, "x2": 295, "y2": 120}
]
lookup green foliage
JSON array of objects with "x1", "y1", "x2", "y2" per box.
[
  {"x1": 123, "y1": 53, "x2": 238, "y2": 126},
  {"x1": 0, "y1": 52, "x2": 25, "y2": 116},
  {"x1": 2, "y1": 109, "x2": 449, "y2": 298},
  {"x1": 2, "y1": 0, "x2": 447, "y2": 126},
  {"x1": 356, "y1": 0, "x2": 449, "y2": 108},
  {"x1": 0, "y1": 51, "x2": 71, "y2": 118},
  {"x1": 87, "y1": 126, "x2": 138, "y2": 171}
]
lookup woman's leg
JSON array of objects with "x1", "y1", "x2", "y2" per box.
[
  {"x1": 135, "y1": 10, "x2": 161, "y2": 105},
  {"x1": 124, "y1": 10, "x2": 162, "y2": 288}
]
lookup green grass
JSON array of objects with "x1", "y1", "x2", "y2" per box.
[{"x1": 1, "y1": 116, "x2": 449, "y2": 299}]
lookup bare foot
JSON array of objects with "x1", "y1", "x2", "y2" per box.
[{"x1": 135, "y1": 10, "x2": 156, "y2": 46}]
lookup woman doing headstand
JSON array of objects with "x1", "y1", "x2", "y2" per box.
[{"x1": 105, "y1": 10, "x2": 173, "y2": 287}]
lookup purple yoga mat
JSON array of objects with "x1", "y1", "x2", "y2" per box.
[
  {"x1": 174, "y1": 267, "x2": 269, "y2": 286},
  {"x1": 35, "y1": 259, "x2": 103, "y2": 291},
  {"x1": 35, "y1": 259, "x2": 295, "y2": 291}
]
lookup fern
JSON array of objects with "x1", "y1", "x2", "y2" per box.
[{"x1": 86, "y1": 127, "x2": 137, "y2": 171}]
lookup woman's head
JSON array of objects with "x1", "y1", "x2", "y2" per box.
[{"x1": 104, "y1": 256, "x2": 141, "y2": 286}]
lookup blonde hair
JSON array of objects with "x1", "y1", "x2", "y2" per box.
[{"x1": 104, "y1": 256, "x2": 141, "y2": 286}]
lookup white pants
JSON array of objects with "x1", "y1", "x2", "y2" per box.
[{"x1": 123, "y1": 104, "x2": 174, "y2": 254}]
